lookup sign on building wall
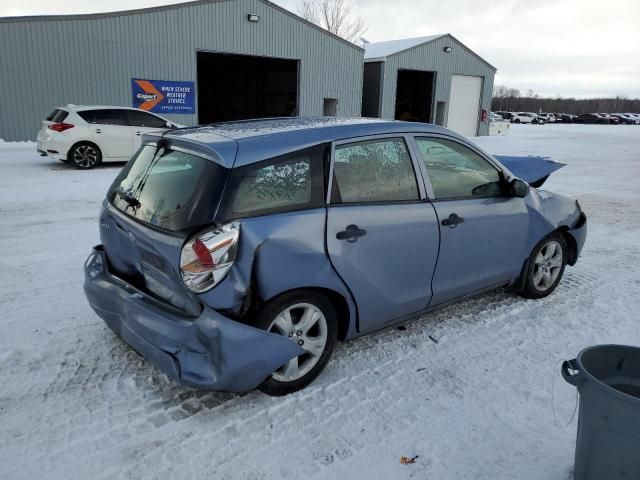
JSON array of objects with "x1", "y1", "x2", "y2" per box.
[{"x1": 131, "y1": 78, "x2": 195, "y2": 114}]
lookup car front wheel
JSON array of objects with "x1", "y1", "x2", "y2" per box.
[
  {"x1": 520, "y1": 233, "x2": 568, "y2": 299},
  {"x1": 257, "y1": 291, "x2": 338, "y2": 396},
  {"x1": 69, "y1": 142, "x2": 102, "y2": 169}
]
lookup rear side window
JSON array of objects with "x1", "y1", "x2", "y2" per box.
[
  {"x1": 219, "y1": 144, "x2": 327, "y2": 220},
  {"x1": 108, "y1": 145, "x2": 228, "y2": 231},
  {"x1": 79, "y1": 109, "x2": 127, "y2": 126},
  {"x1": 331, "y1": 138, "x2": 419, "y2": 203},
  {"x1": 126, "y1": 110, "x2": 167, "y2": 128},
  {"x1": 46, "y1": 109, "x2": 68, "y2": 123}
]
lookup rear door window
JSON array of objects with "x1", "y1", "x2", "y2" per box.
[
  {"x1": 108, "y1": 145, "x2": 228, "y2": 231},
  {"x1": 331, "y1": 138, "x2": 419, "y2": 203},
  {"x1": 219, "y1": 144, "x2": 327, "y2": 220},
  {"x1": 77, "y1": 110, "x2": 96, "y2": 123},
  {"x1": 126, "y1": 110, "x2": 168, "y2": 128},
  {"x1": 80, "y1": 109, "x2": 128, "y2": 125}
]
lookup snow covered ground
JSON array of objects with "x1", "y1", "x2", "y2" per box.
[{"x1": 1, "y1": 124, "x2": 639, "y2": 479}]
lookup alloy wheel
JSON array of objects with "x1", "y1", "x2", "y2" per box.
[
  {"x1": 532, "y1": 240, "x2": 563, "y2": 292},
  {"x1": 73, "y1": 145, "x2": 98, "y2": 168},
  {"x1": 268, "y1": 303, "x2": 328, "y2": 382}
]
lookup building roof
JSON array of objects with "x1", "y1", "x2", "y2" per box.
[
  {"x1": 363, "y1": 35, "x2": 445, "y2": 61},
  {"x1": 154, "y1": 116, "x2": 458, "y2": 168},
  {"x1": 0, "y1": 0, "x2": 362, "y2": 51},
  {"x1": 364, "y1": 33, "x2": 496, "y2": 71}
]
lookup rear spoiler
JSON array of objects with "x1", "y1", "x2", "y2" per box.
[{"x1": 494, "y1": 155, "x2": 566, "y2": 188}]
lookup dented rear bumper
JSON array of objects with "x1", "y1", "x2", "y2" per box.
[{"x1": 83, "y1": 246, "x2": 303, "y2": 393}]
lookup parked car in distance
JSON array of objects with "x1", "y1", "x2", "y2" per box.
[
  {"x1": 625, "y1": 113, "x2": 640, "y2": 124},
  {"x1": 599, "y1": 113, "x2": 619, "y2": 124},
  {"x1": 511, "y1": 112, "x2": 543, "y2": 124},
  {"x1": 490, "y1": 112, "x2": 504, "y2": 121},
  {"x1": 83, "y1": 117, "x2": 587, "y2": 395},
  {"x1": 560, "y1": 113, "x2": 576, "y2": 123},
  {"x1": 537, "y1": 113, "x2": 556, "y2": 123},
  {"x1": 611, "y1": 113, "x2": 639, "y2": 125},
  {"x1": 574, "y1": 113, "x2": 606, "y2": 124},
  {"x1": 496, "y1": 111, "x2": 515, "y2": 121},
  {"x1": 37, "y1": 105, "x2": 183, "y2": 169}
]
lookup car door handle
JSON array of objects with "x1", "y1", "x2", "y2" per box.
[
  {"x1": 336, "y1": 224, "x2": 367, "y2": 243},
  {"x1": 135, "y1": 131, "x2": 142, "y2": 136},
  {"x1": 95, "y1": 129, "x2": 102, "y2": 134},
  {"x1": 442, "y1": 213, "x2": 464, "y2": 228}
]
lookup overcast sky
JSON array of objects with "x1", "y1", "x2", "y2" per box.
[{"x1": 2, "y1": 0, "x2": 639, "y2": 98}]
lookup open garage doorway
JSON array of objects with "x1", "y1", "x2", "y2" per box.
[
  {"x1": 197, "y1": 51, "x2": 299, "y2": 124},
  {"x1": 394, "y1": 69, "x2": 435, "y2": 123}
]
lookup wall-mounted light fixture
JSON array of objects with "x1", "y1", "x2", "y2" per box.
[
  {"x1": 247, "y1": 13, "x2": 260, "y2": 22},
  {"x1": 443, "y1": 46, "x2": 452, "y2": 53}
]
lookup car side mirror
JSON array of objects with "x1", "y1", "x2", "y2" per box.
[
  {"x1": 510, "y1": 178, "x2": 529, "y2": 198},
  {"x1": 165, "y1": 121, "x2": 175, "y2": 129}
]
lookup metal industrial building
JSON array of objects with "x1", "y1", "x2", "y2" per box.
[
  {"x1": 0, "y1": 1, "x2": 498, "y2": 141},
  {"x1": 0, "y1": 0, "x2": 364, "y2": 141},
  {"x1": 362, "y1": 35, "x2": 496, "y2": 137}
]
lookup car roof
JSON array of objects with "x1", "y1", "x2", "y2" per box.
[
  {"x1": 59, "y1": 104, "x2": 160, "y2": 113},
  {"x1": 152, "y1": 117, "x2": 465, "y2": 168}
]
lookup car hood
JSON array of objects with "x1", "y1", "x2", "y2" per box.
[{"x1": 494, "y1": 155, "x2": 566, "y2": 188}]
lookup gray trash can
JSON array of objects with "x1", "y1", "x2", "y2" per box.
[{"x1": 562, "y1": 345, "x2": 640, "y2": 480}]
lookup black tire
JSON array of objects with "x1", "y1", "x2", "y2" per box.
[
  {"x1": 257, "y1": 290, "x2": 338, "y2": 396},
  {"x1": 514, "y1": 118, "x2": 521, "y2": 124},
  {"x1": 520, "y1": 232, "x2": 568, "y2": 299},
  {"x1": 68, "y1": 141, "x2": 102, "y2": 169}
]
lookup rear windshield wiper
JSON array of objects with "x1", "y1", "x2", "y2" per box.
[{"x1": 115, "y1": 189, "x2": 141, "y2": 209}]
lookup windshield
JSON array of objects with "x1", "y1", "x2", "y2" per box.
[
  {"x1": 46, "y1": 109, "x2": 68, "y2": 122},
  {"x1": 108, "y1": 145, "x2": 228, "y2": 232}
]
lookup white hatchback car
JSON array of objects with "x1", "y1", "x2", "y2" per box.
[
  {"x1": 511, "y1": 112, "x2": 543, "y2": 124},
  {"x1": 37, "y1": 105, "x2": 183, "y2": 169}
]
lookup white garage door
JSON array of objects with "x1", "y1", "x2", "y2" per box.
[{"x1": 447, "y1": 75, "x2": 482, "y2": 137}]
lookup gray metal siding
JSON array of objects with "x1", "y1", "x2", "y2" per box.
[
  {"x1": 0, "y1": 0, "x2": 364, "y2": 141},
  {"x1": 376, "y1": 35, "x2": 495, "y2": 136}
]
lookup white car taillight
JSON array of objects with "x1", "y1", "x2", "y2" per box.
[{"x1": 180, "y1": 221, "x2": 240, "y2": 293}]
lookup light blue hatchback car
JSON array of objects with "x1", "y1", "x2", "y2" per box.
[{"x1": 84, "y1": 117, "x2": 587, "y2": 395}]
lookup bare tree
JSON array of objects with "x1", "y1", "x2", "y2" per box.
[{"x1": 298, "y1": 0, "x2": 368, "y2": 43}]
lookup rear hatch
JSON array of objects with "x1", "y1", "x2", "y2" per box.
[
  {"x1": 100, "y1": 139, "x2": 233, "y2": 316},
  {"x1": 38, "y1": 108, "x2": 69, "y2": 143}
]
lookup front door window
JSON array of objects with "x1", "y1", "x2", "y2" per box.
[{"x1": 415, "y1": 137, "x2": 503, "y2": 199}]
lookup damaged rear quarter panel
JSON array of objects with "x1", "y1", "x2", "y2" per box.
[{"x1": 198, "y1": 208, "x2": 358, "y2": 338}]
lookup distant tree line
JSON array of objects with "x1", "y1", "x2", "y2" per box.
[{"x1": 492, "y1": 85, "x2": 640, "y2": 114}]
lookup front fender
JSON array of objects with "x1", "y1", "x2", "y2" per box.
[{"x1": 525, "y1": 188, "x2": 585, "y2": 257}]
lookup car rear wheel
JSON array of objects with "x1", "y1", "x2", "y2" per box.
[
  {"x1": 520, "y1": 233, "x2": 568, "y2": 299},
  {"x1": 70, "y1": 142, "x2": 101, "y2": 169},
  {"x1": 257, "y1": 291, "x2": 338, "y2": 396},
  {"x1": 514, "y1": 118, "x2": 521, "y2": 123}
]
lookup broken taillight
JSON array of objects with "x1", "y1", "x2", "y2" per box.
[{"x1": 180, "y1": 221, "x2": 240, "y2": 293}]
